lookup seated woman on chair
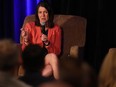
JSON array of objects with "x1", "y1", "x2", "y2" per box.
[{"x1": 20, "y1": 1, "x2": 61, "y2": 80}]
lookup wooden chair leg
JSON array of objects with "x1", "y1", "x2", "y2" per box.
[{"x1": 18, "y1": 65, "x2": 25, "y2": 77}]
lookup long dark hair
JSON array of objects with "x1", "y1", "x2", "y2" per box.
[{"x1": 35, "y1": 1, "x2": 54, "y2": 28}]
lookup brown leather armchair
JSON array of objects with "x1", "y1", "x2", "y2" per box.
[{"x1": 20, "y1": 14, "x2": 87, "y2": 58}]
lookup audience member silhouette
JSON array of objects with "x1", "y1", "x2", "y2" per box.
[
  {"x1": 0, "y1": 39, "x2": 31, "y2": 87},
  {"x1": 59, "y1": 55, "x2": 82, "y2": 87},
  {"x1": 98, "y1": 48, "x2": 116, "y2": 87},
  {"x1": 18, "y1": 44, "x2": 55, "y2": 87},
  {"x1": 39, "y1": 81, "x2": 73, "y2": 87}
]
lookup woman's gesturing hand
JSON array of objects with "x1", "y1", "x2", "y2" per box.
[{"x1": 20, "y1": 28, "x2": 29, "y2": 45}]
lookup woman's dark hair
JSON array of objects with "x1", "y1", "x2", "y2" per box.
[{"x1": 35, "y1": 1, "x2": 54, "y2": 28}]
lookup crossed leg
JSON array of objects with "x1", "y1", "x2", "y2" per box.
[{"x1": 42, "y1": 53, "x2": 59, "y2": 80}]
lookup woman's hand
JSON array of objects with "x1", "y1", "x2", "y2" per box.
[
  {"x1": 41, "y1": 34, "x2": 48, "y2": 42},
  {"x1": 41, "y1": 34, "x2": 50, "y2": 46},
  {"x1": 20, "y1": 28, "x2": 29, "y2": 45}
]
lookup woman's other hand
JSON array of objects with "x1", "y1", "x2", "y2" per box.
[
  {"x1": 20, "y1": 28, "x2": 29, "y2": 45},
  {"x1": 41, "y1": 34, "x2": 48, "y2": 42}
]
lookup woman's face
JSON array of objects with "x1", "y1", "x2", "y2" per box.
[{"x1": 38, "y1": 6, "x2": 49, "y2": 24}]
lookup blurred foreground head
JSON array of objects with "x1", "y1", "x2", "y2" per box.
[
  {"x1": 0, "y1": 39, "x2": 19, "y2": 71},
  {"x1": 59, "y1": 55, "x2": 82, "y2": 87},
  {"x1": 39, "y1": 81, "x2": 73, "y2": 87},
  {"x1": 98, "y1": 48, "x2": 116, "y2": 87},
  {"x1": 22, "y1": 44, "x2": 47, "y2": 72}
]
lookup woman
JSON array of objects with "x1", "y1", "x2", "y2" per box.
[{"x1": 20, "y1": 1, "x2": 61, "y2": 80}]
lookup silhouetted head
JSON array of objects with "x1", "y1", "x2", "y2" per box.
[
  {"x1": 0, "y1": 39, "x2": 19, "y2": 71},
  {"x1": 22, "y1": 44, "x2": 48, "y2": 72}
]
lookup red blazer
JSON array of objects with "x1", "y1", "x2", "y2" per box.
[{"x1": 22, "y1": 22, "x2": 61, "y2": 55}]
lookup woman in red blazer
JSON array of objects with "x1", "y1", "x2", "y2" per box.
[{"x1": 21, "y1": 1, "x2": 61, "y2": 80}]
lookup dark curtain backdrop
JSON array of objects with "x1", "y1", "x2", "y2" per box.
[
  {"x1": 0, "y1": 0, "x2": 116, "y2": 73},
  {"x1": 0, "y1": 0, "x2": 41, "y2": 42},
  {"x1": 51, "y1": 0, "x2": 116, "y2": 72}
]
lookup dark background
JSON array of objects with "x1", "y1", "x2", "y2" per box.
[{"x1": 0, "y1": 0, "x2": 116, "y2": 73}]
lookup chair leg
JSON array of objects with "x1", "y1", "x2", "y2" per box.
[{"x1": 18, "y1": 65, "x2": 25, "y2": 77}]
